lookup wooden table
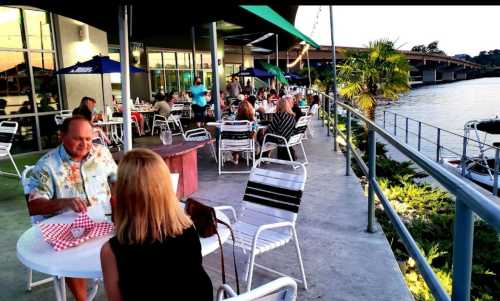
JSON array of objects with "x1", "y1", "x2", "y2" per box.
[{"x1": 112, "y1": 140, "x2": 214, "y2": 198}]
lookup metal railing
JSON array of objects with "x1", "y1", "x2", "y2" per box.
[
  {"x1": 309, "y1": 90, "x2": 500, "y2": 301},
  {"x1": 381, "y1": 110, "x2": 500, "y2": 196}
]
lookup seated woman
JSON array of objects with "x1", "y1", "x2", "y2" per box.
[
  {"x1": 258, "y1": 97, "x2": 297, "y2": 160},
  {"x1": 118, "y1": 98, "x2": 145, "y2": 135},
  {"x1": 309, "y1": 94, "x2": 320, "y2": 116},
  {"x1": 100, "y1": 148, "x2": 213, "y2": 301},
  {"x1": 231, "y1": 100, "x2": 255, "y2": 165}
]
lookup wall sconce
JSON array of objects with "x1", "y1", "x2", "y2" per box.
[{"x1": 78, "y1": 24, "x2": 89, "y2": 42}]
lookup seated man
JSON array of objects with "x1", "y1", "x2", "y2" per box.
[{"x1": 27, "y1": 116, "x2": 118, "y2": 301}]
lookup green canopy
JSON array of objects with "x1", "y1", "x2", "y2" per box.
[
  {"x1": 260, "y1": 61, "x2": 289, "y2": 85},
  {"x1": 240, "y1": 5, "x2": 321, "y2": 49}
]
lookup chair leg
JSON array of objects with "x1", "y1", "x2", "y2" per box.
[
  {"x1": 210, "y1": 144, "x2": 218, "y2": 163},
  {"x1": 9, "y1": 153, "x2": 20, "y2": 178},
  {"x1": 151, "y1": 123, "x2": 155, "y2": 136},
  {"x1": 292, "y1": 227, "x2": 308, "y2": 290},
  {"x1": 246, "y1": 250, "x2": 257, "y2": 292},
  {"x1": 300, "y1": 142, "x2": 308, "y2": 165},
  {"x1": 218, "y1": 147, "x2": 222, "y2": 175}
]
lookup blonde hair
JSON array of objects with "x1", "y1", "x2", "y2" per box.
[
  {"x1": 115, "y1": 148, "x2": 192, "y2": 244},
  {"x1": 277, "y1": 97, "x2": 295, "y2": 116}
]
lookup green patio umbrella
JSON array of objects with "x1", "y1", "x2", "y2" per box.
[{"x1": 259, "y1": 61, "x2": 289, "y2": 85}]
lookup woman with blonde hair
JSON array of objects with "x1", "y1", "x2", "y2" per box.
[
  {"x1": 100, "y1": 148, "x2": 213, "y2": 301},
  {"x1": 258, "y1": 97, "x2": 297, "y2": 159}
]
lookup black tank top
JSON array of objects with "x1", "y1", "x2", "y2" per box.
[{"x1": 108, "y1": 226, "x2": 213, "y2": 301}]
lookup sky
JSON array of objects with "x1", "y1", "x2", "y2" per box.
[{"x1": 295, "y1": 6, "x2": 500, "y2": 57}]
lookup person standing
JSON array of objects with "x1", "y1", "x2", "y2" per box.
[
  {"x1": 190, "y1": 77, "x2": 208, "y2": 127},
  {"x1": 228, "y1": 76, "x2": 242, "y2": 98}
]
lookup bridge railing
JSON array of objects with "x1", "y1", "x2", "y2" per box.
[
  {"x1": 306, "y1": 89, "x2": 500, "y2": 301},
  {"x1": 380, "y1": 110, "x2": 500, "y2": 196}
]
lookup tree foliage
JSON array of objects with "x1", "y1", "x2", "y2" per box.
[{"x1": 411, "y1": 41, "x2": 446, "y2": 55}]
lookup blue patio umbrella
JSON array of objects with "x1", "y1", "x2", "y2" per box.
[
  {"x1": 231, "y1": 67, "x2": 274, "y2": 79},
  {"x1": 56, "y1": 55, "x2": 145, "y2": 108},
  {"x1": 284, "y1": 72, "x2": 305, "y2": 81}
]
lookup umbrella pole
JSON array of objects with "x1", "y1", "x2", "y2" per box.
[{"x1": 101, "y1": 73, "x2": 106, "y2": 112}]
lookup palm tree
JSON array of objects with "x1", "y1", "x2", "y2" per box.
[{"x1": 337, "y1": 39, "x2": 411, "y2": 122}]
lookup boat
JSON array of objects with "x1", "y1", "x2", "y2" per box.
[{"x1": 441, "y1": 117, "x2": 500, "y2": 190}]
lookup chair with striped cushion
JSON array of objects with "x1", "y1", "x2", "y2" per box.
[
  {"x1": 216, "y1": 158, "x2": 308, "y2": 291},
  {"x1": 219, "y1": 120, "x2": 255, "y2": 175},
  {"x1": 0, "y1": 121, "x2": 21, "y2": 177},
  {"x1": 259, "y1": 115, "x2": 310, "y2": 165}
]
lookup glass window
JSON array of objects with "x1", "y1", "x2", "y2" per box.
[
  {"x1": 109, "y1": 52, "x2": 120, "y2": 62},
  {"x1": 163, "y1": 52, "x2": 176, "y2": 69},
  {"x1": 165, "y1": 70, "x2": 178, "y2": 94},
  {"x1": 203, "y1": 53, "x2": 212, "y2": 69},
  {"x1": 179, "y1": 70, "x2": 193, "y2": 92},
  {"x1": 150, "y1": 69, "x2": 165, "y2": 95},
  {"x1": 204, "y1": 71, "x2": 212, "y2": 89},
  {"x1": 38, "y1": 113, "x2": 59, "y2": 149},
  {"x1": 194, "y1": 53, "x2": 202, "y2": 70},
  {"x1": 177, "y1": 52, "x2": 191, "y2": 69},
  {"x1": 31, "y1": 52, "x2": 59, "y2": 111},
  {"x1": 0, "y1": 51, "x2": 33, "y2": 115},
  {"x1": 0, "y1": 7, "x2": 24, "y2": 49},
  {"x1": 148, "y1": 52, "x2": 162, "y2": 69},
  {"x1": 25, "y1": 10, "x2": 53, "y2": 50}
]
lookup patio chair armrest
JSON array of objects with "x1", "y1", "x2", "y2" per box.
[
  {"x1": 153, "y1": 114, "x2": 167, "y2": 121},
  {"x1": 216, "y1": 284, "x2": 238, "y2": 300},
  {"x1": 214, "y1": 205, "x2": 237, "y2": 222},
  {"x1": 262, "y1": 133, "x2": 287, "y2": 146},
  {"x1": 252, "y1": 222, "x2": 295, "y2": 248}
]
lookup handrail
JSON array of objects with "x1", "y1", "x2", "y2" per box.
[{"x1": 311, "y1": 89, "x2": 500, "y2": 301}]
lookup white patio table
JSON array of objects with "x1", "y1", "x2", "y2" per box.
[{"x1": 17, "y1": 204, "x2": 230, "y2": 301}]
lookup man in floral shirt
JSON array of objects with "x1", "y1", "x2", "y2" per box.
[{"x1": 27, "y1": 115, "x2": 117, "y2": 301}]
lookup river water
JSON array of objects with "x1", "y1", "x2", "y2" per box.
[{"x1": 374, "y1": 77, "x2": 500, "y2": 161}]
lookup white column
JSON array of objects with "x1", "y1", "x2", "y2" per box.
[
  {"x1": 209, "y1": 22, "x2": 221, "y2": 121},
  {"x1": 119, "y1": 5, "x2": 132, "y2": 151}
]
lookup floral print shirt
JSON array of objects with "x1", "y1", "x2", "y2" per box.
[{"x1": 28, "y1": 144, "x2": 118, "y2": 207}]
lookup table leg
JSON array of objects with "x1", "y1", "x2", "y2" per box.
[{"x1": 53, "y1": 276, "x2": 66, "y2": 301}]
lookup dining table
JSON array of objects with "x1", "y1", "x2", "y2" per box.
[{"x1": 16, "y1": 205, "x2": 230, "y2": 301}]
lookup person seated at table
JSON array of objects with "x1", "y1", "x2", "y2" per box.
[
  {"x1": 152, "y1": 93, "x2": 171, "y2": 118},
  {"x1": 179, "y1": 90, "x2": 191, "y2": 102},
  {"x1": 230, "y1": 100, "x2": 256, "y2": 165},
  {"x1": 72, "y1": 96, "x2": 102, "y2": 123},
  {"x1": 100, "y1": 148, "x2": 213, "y2": 301},
  {"x1": 290, "y1": 95, "x2": 305, "y2": 122},
  {"x1": 72, "y1": 107, "x2": 112, "y2": 146},
  {"x1": 296, "y1": 92, "x2": 307, "y2": 107},
  {"x1": 27, "y1": 116, "x2": 117, "y2": 301},
  {"x1": 309, "y1": 94, "x2": 320, "y2": 116},
  {"x1": 118, "y1": 98, "x2": 145, "y2": 135},
  {"x1": 258, "y1": 98, "x2": 297, "y2": 160},
  {"x1": 190, "y1": 76, "x2": 208, "y2": 128},
  {"x1": 256, "y1": 87, "x2": 265, "y2": 102}
]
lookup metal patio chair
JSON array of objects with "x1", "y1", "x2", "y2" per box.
[
  {"x1": 0, "y1": 121, "x2": 21, "y2": 177},
  {"x1": 183, "y1": 127, "x2": 217, "y2": 163},
  {"x1": 259, "y1": 116, "x2": 310, "y2": 165},
  {"x1": 218, "y1": 120, "x2": 255, "y2": 175},
  {"x1": 216, "y1": 158, "x2": 308, "y2": 291},
  {"x1": 216, "y1": 277, "x2": 297, "y2": 301}
]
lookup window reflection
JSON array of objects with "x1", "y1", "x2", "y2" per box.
[
  {"x1": 39, "y1": 113, "x2": 59, "y2": 149},
  {"x1": 163, "y1": 52, "x2": 176, "y2": 69},
  {"x1": 0, "y1": 116, "x2": 39, "y2": 154},
  {"x1": 177, "y1": 52, "x2": 191, "y2": 69},
  {"x1": 148, "y1": 52, "x2": 162, "y2": 69},
  {"x1": 0, "y1": 7, "x2": 24, "y2": 49},
  {"x1": 25, "y1": 10, "x2": 53, "y2": 50},
  {"x1": 0, "y1": 51, "x2": 33, "y2": 115},
  {"x1": 203, "y1": 53, "x2": 212, "y2": 69},
  {"x1": 31, "y1": 52, "x2": 59, "y2": 111}
]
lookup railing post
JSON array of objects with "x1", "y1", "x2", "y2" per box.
[
  {"x1": 318, "y1": 94, "x2": 322, "y2": 121},
  {"x1": 367, "y1": 126, "x2": 376, "y2": 233},
  {"x1": 418, "y1": 122, "x2": 422, "y2": 151},
  {"x1": 394, "y1": 113, "x2": 397, "y2": 136},
  {"x1": 405, "y1": 118, "x2": 409, "y2": 144},
  {"x1": 493, "y1": 148, "x2": 499, "y2": 195},
  {"x1": 383, "y1": 111, "x2": 386, "y2": 128},
  {"x1": 436, "y1": 128, "x2": 441, "y2": 162},
  {"x1": 451, "y1": 198, "x2": 474, "y2": 301},
  {"x1": 333, "y1": 95, "x2": 338, "y2": 151},
  {"x1": 461, "y1": 136, "x2": 467, "y2": 177},
  {"x1": 327, "y1": 96, "x2": 330, "y2": 136},
  {"x1": 346, "y1": 110, "x2": 351, "y2": 176}
]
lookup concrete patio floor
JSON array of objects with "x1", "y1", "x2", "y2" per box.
[{"x1": 0, "y1": 120, "x2": 412, "y2": 300}]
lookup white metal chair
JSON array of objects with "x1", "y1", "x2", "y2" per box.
[
  {"x1": 218, "y1": 120, "x2": 255, "y2": 175},
  {"x1": 21, "y1": 166, "x2": 55, "y2": 291},
  {"x1": 259, "y1": 116, "x2": 310, "y2": 165},
  {"x1": 168, "y1": 103, "x2": 185, "y2": 136},
  {"x1": 216, "y1": 158, "x2": 308, "y2": 291},
  {"x1": 183, "y1": 128, "x2": 217, "y2": 163},
  {"x1": 151, "y1": 113, "x2": 170, "y2": 136},
  {"x1": 0, "y1": 121, "x2": 21, "y2": 177},
  {"x1": 216, "y1": 277, "x2": 297, "y2": 301}
]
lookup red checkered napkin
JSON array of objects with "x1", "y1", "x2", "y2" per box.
[{"x1": 39, "y1": 212, "x2": 114, "y2": 252}]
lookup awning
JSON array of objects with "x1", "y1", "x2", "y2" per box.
[{"x1": 240, "y1": 5, "x2": 320, "y2": 49}]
